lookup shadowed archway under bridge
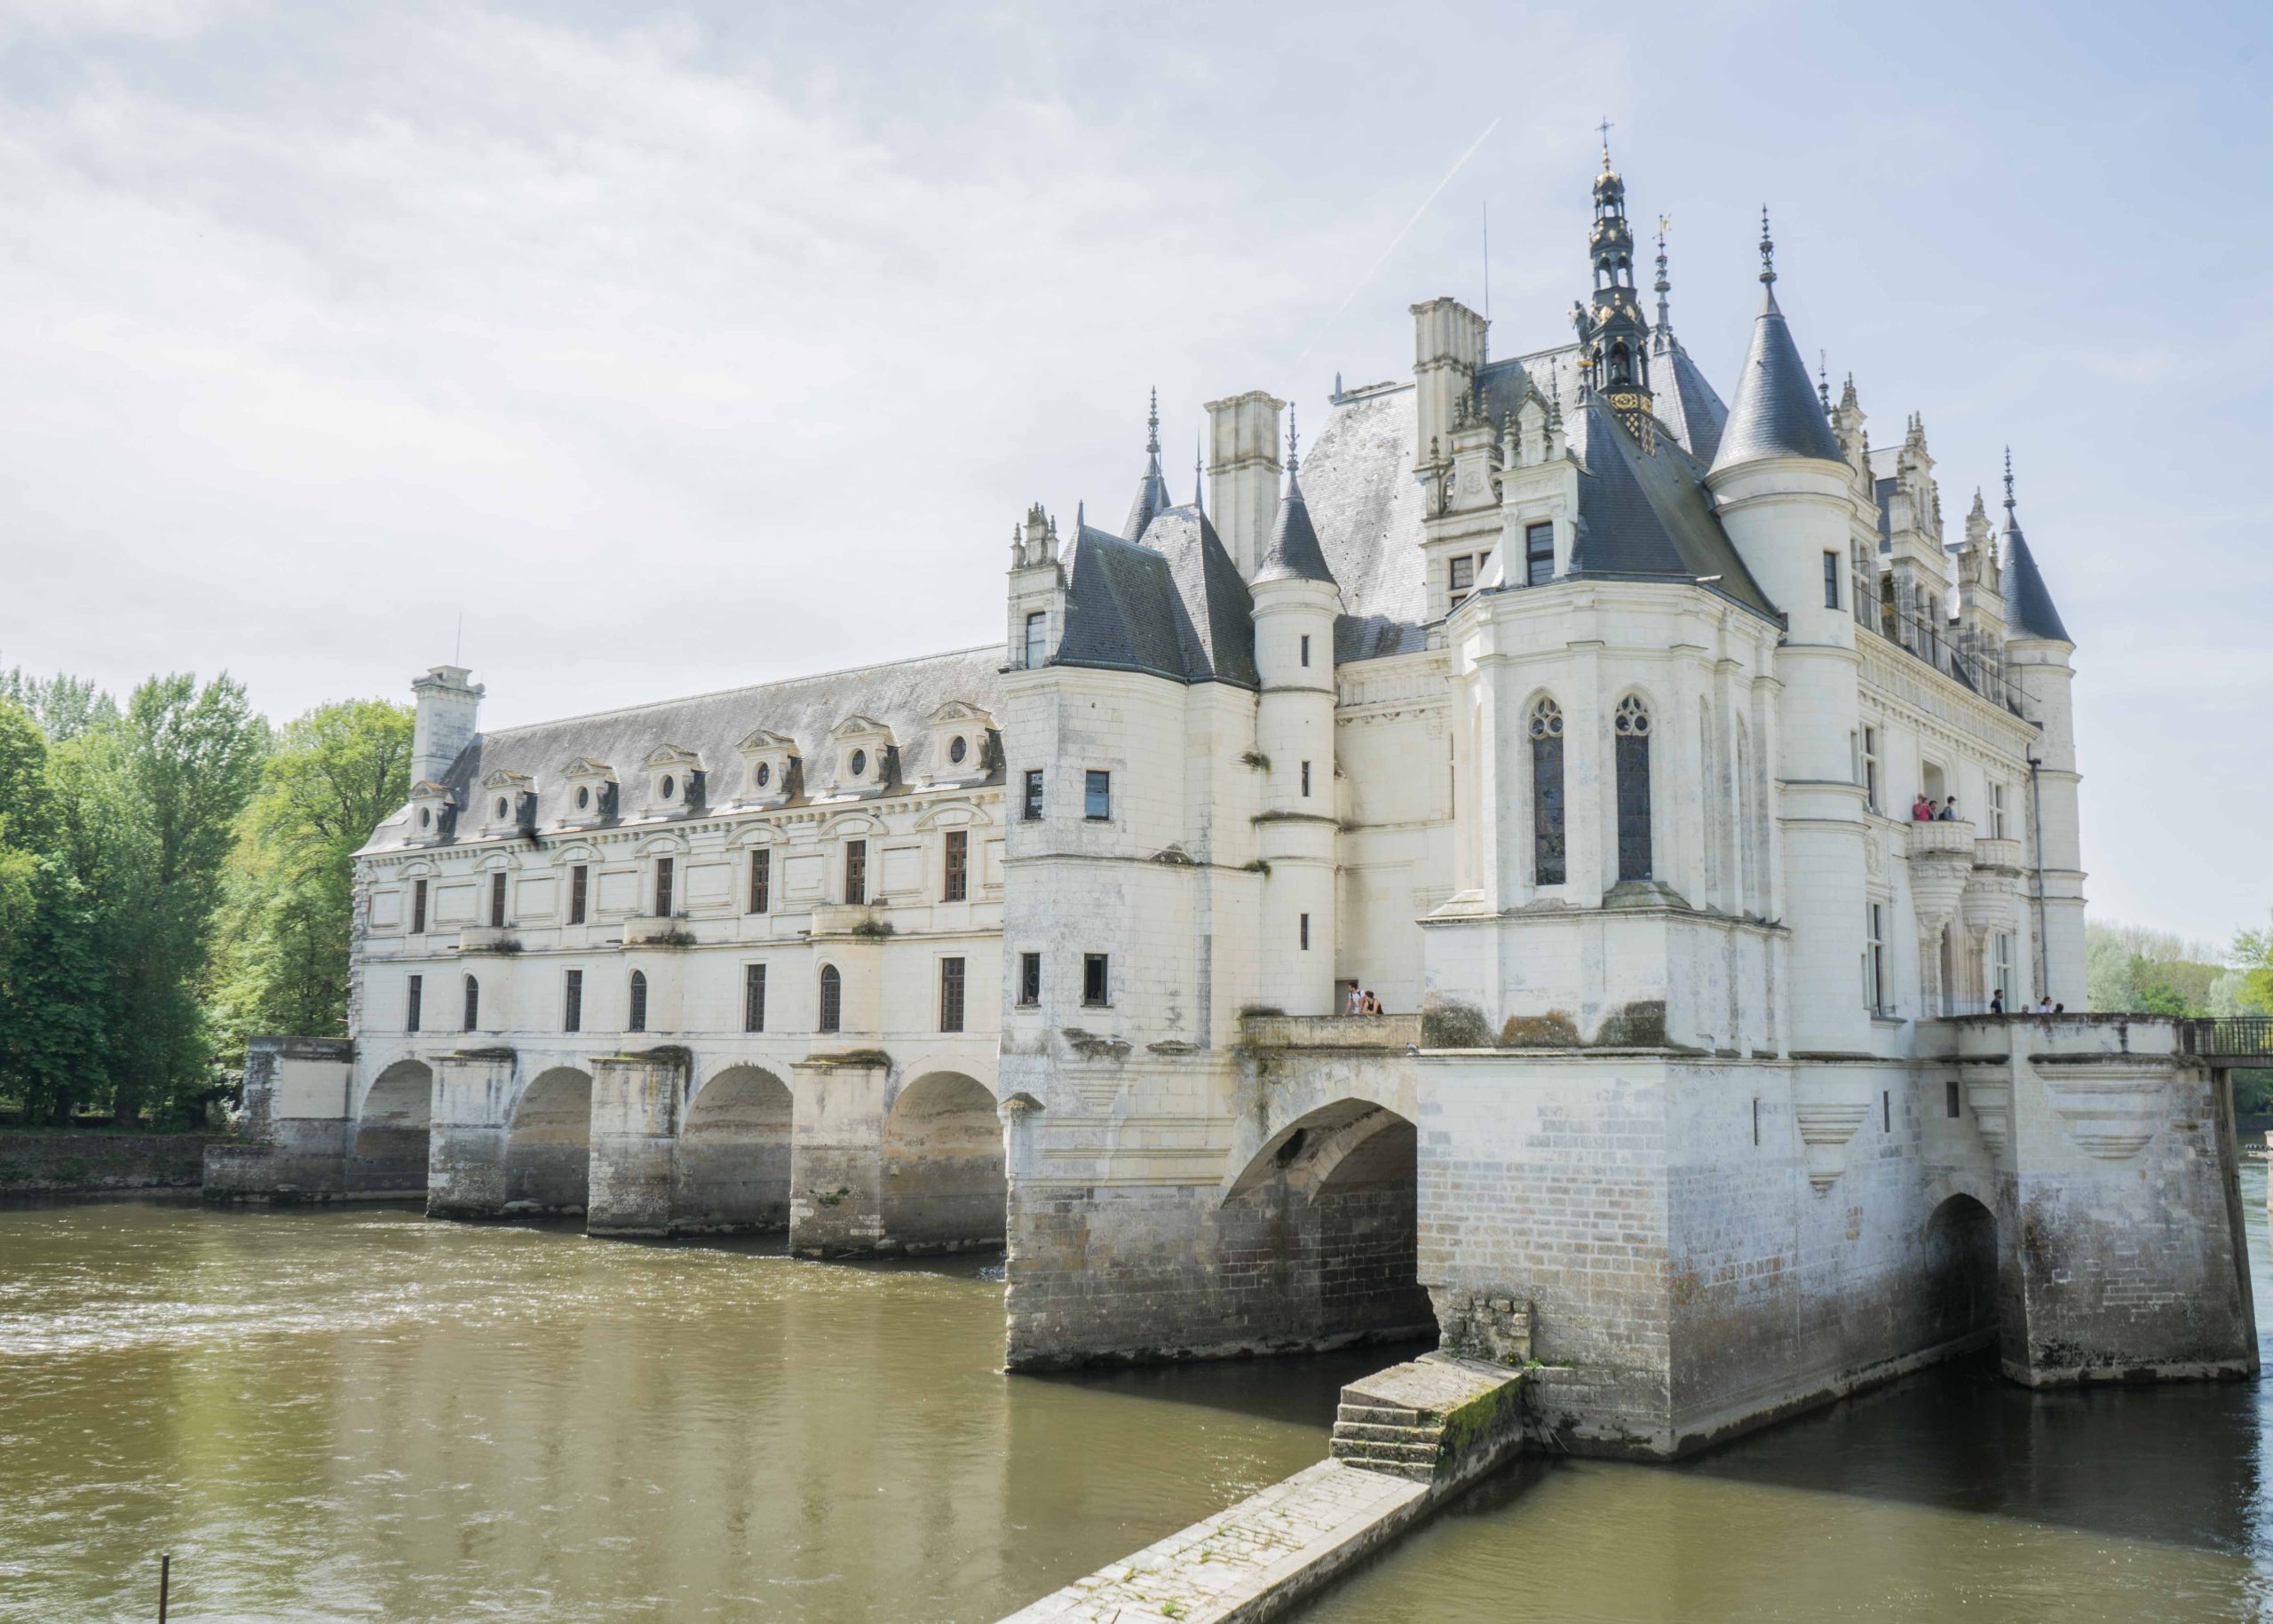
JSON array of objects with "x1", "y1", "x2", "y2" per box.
[
  {"x1": 882, "y1": 1072, "x2": 1005, "y2": 1253},
  {"x1": 1916, "y1": 1192, "x2": 2008, "y2": 1359},
  {"x1": 1219, "y1": 1099, "x2": 1436, "y2": 1354},
  {"x1": 675, "y1": 1065, "x2": 794, "y2": 1233},
  {"x1": 351, "y1": 1060, "x2": 432, "y2": 1194},
  {"x1": 505, "y1": 1067, "x2": 592, "y2": 1216}
]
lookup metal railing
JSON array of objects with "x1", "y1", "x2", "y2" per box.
[
  {"x1": 1873, "y1": 597, "x2": 2022, "y2": 715},
  {"x1": 2178, "y1": 1017, "x2": 2273, "y2": 1062}
]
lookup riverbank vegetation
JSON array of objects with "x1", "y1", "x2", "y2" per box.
[
  {"x1": 0, "y1": 662, "x2": 408, "y2": 1127},
  {"x1": 2087, "y1": 918, "x2": 2273, "y2": 1106}
]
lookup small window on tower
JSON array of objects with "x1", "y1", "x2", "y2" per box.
[
  {"x1": 1024, "y1": 611, "x2": 1048, "y2": 669},
  {"x1": 1084, "y1": 771, "x2": 1111, "y2": 821},
  {"x1": 1023, "y1": 769, "x2": 1044, "y2": 821},
  {"x1": 1299, "y1": 634, "x2": 1311, "y2": 668},
  {"x1": 1449, "y1": 554, "x2": 1475, "y2": 606},
  {"x1": 1018, "y1": 951, "x2": 1041, "y2": 1007},
  {"x1": 1082, "y1": 953, "x2": 1110, "y2": 1008},
  {"x1": 1525, "y1": 521, "x2": 1554, "y2": 586},
  {"x1": 1823, "y1": 551, "x2": 1841, "y2": 610}
]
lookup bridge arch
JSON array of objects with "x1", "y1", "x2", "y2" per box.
[
  {"x1": 351, "y1": 1059, "x2": 432, "y2": 1193},
  {"x1": 675, "y1": 1064, "x2": 795, "y2": 1233},
  {"x1": 882, "y1": 1071, "x2": 1004, "y2": 1252},
  {"x1": 1219, "y1": 1097, "x2": 1435, "y2": 1352},
  {"x1": 1920, "y1": 1192, "x2": 2000, "y2": 1354},
  {"x1": 505, "y1": 1066, "x2": 593, "y2": 1215}
]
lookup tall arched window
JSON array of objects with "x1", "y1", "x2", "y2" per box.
[
  {"x1": 462, "y1": 974, "x2": 479, "y2": 1033},
  {"x1": 628, "y1": 970, "x2": 648, "y2": 1034},
  {"x1": 818, "y1": 964, "x2": 843, "y2": 1034},
  {"x1": 1529, "y1": 697, "x2": 1565, "y2": 885},
  {"x1": 1614, "y1": 695, "x2": 1652, "y2": 883}
]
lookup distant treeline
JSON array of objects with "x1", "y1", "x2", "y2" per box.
[{"x1": 0, "y1": 663, "x2": 408, "y2": 1126}]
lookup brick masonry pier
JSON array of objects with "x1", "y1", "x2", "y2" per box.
[{"x1": 1000, "y1": 1355, "x2": 1524, "y2": 1624}]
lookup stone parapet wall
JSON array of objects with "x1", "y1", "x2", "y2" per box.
[{"x1": 0, "y1": 1132, "x2": 214, "y2": 1193}]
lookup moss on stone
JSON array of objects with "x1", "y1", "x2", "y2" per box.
[
  {"x1": 1422, "y1": 1000, "x2": 1493, "y2": 1049},
  {"x1": 1500, "y1": 1010, "x2": 1580, "y2": 1048}
]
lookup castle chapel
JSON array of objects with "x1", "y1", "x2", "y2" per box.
[{"x1": 226, "y1": 149, "x2": 2253, "y2": 1458}]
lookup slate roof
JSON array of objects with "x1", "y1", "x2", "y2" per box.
[
  {"x1": 1122, "y1": 450, "x2": 1174, "y2": 542},
  {"x1": 2000, "y1": 510, "x2": 2071, "y2": 644},
  {"x1": 1254, "y1": 471, "x2": 1338, "y2": 587},
  {"x1": 1709, "y1": 286, "x2": 1844, "y2": 472},
  {"x1": 361, "y1": 645, "x2": 1008, "y2": 853},
  {"x1": 1054, "y1": 510, "x2": 1258, "y2": 687}
]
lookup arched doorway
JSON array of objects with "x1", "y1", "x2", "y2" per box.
[
  {"x1": 675, "y1": 1066, "x2": 794, "y2": 1233},
  {"x1": 1220, "y1": 1099, "x2": 1434, "y2": 1352},
  {"x1": 1921, "y1": 1193, "x2": 2000, "y2": 1351},
  {"x1": 351, "y1": 1060, "x2": 432, "y2": 1193},
  {"x1": 505, "y1": 1067, "x2": 593, "y2": 1215},
  {"x1": 882, "y1": 1073, "x2": 1004, "y2": 1252}
]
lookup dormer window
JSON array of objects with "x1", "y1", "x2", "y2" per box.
[
  {"x1": 641, "y1": 745, "x2": 703, "y2": 816},
  {"x1": 922, "y1": 700, "x2": 997, "y2": 786},
  {"x1": 558, "y1": 758, "x2": 618, "y2": 827},
  {"x1": 755, "y1": 762, "x2": 772, "y2": 788},
  {"x1": 576, "y1": 787, "x2": 591, "y2": 812},
  {"x1": 824, "y1": 716, "x2": 895, "y2": 795},
  {"x1": 661, "y1": 775, "x2": 676, "y2": 801},
  {"x1": 494, "y1": 796, "x2": 509, "y2": 820},
  {"x1": 479, "y1": 770, "x2": 534, "y2": 836},
  {"x1": 949, "y1": 736, "x2": 967, "y2": 765},
  {"x1": 850, "y1": 749, "x2": 867, "y2": 778},
  {"x1": 407, "y1": 780, "x2": 457, "y2": 844},
  {"x1": 735, "y1": 728, "x2": 800, "y2": 806}
]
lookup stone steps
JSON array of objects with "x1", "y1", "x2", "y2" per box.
[
  {"x1": 1334, "y1": 1401, "x2": 1423, "y2": 1429},
  {"x1": 1333, "y1": 1419, "x2": 1437, "y2": 1445}
]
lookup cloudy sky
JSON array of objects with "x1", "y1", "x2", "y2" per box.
[{"x1": 0, "y1": 1, "x2": 2264, "y2": 945}]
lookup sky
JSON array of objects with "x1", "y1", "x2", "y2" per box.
[{"x1": 0, "y1": 0, "x2": 2265, "y2": 947}]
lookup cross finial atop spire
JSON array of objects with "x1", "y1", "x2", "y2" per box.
[
  {"x1": 1818, "y1": 350, "x2": 1830, "y2": 409},
  {"x1": 2003, "y1": 446, "x2": 2016, "y2": 513},
  {"x1": 1286, "y1": 406, "x2": 1300, "y2": 479},
  {"x1": 1758, "y1": 206, "x2": 1776, "y2": 285},
  {"x1": 1146, "y1": 386, "x2": 1160, "y2": 454},
  {"x1": 1596, "y1": 116, "x2": 1614, "y2": 167}
]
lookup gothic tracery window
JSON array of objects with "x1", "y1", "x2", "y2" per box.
[
  {"x1": 1529, "y1": 697, "x2": 1566, "y2": 885},
  {"x1": 1614, "y1": 694, "x2": 1652, "y2": 883}
]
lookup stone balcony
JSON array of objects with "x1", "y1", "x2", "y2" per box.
[
  {"x1": 1905, "y1": 818, "x2": 1976, "y2": 860},
  {"x1": 1240, "y1": 1012, "x2": 1423, "y2": 1050},
  {"x1": 1972, "y1": 836, "x2": 2024, "y2": 873},
  {"x1": 456, "y1": 925, "x2": 522, "y2": 954},
  {"x1": 622, "y1": 914, "x2": 698, "y2": 947},
  {"x1": 808, "y1": 902, "x2": 891, "y2": 939}
]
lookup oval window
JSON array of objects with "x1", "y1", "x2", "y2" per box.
[
  {"x1": 418, "y1": 807, "x2": 432, "y2": 828},
  {"x1": 948, "y1": 735, "x2": 967, "y2": 764},
  {"x1": 850, "y1": 749, "x2": 867, "y2": 777},
  {"x1": 756, "y1": 761, "x2": 772, "y2": 788},
  {"x1": 661, "y1": 774, "x2": 676, "y2": 800},
  {"x1": 576, "y1": 785, "x2": 591, "y2": 810},
  {"x1": 495, "y1": 796, "x2": 509, "y2": 820}
]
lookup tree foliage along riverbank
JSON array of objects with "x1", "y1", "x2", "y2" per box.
[{"x1": 0, "y1": 663, "x2": 408, "y2": 1125}]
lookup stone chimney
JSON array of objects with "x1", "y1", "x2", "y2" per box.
[
  {"x1": 410, "y1": 665, "x2": 484, "y2": 787},
  {"x1": 1204, "y1": 391, "x2": 1284, "y2": 579}
]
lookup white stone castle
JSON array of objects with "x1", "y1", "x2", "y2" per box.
[{"x1": 218, "y1": 147, "x2": 2255, "y2": 1458}]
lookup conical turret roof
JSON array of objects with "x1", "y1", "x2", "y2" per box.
[
  {"x1": 1999, "y1": 457, "x2": 2071, "y2": 644},
  {"x1": 1255, "y1": 469, "x2": 1336, "y2": 587},
  {"x1": 1708, "y1": 216, "x2": 1843, "y2": 474}
]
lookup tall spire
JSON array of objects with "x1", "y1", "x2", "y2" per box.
[
  {"x1": 1255, "y1": 403, "x2": 1334, "y2": 587},
  {"x1": 1707, "y1": 207, "x2": 1844, "y2": 474},
  {"x1": 1193, "y1": 430, "x2": 1205, "y2": 513},
  {"x1": 1758, "y1": 206, "x2": 1776, "y2": 285},
  {"x1": 1286, "y1": 406, "x2": 1300, "y2": 479},
  {"x1": 1652, "y1": 213, "x2": 1672, "y2": 337},
  {"x1": 1121, "y1": 386, "x2": 1174, "y2": 542},
  {"x1": 1997, "y1": 448, "x2": 2071, "y2": 643},
  {"x1": 1575, "y1": 129, "x2": 1653, "y2": 438}
]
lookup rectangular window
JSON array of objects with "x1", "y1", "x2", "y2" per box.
[
  {"x1": 1525, "y1": 521, "x2": 1554, "y2": 586},
  {"x1": 1018, "y1": 951, "x2": 1041, "y2": 1008},
  {"x1": 1990, "y1": 783, "x2": 2008, "y2": 840},
  {"x1": 1945, "y1": 1079, "x2": 1961, "y2": 1119},
  {"x1": 1299, "y1": 913, "x2": 1311, "y2": 951},
  {"x1": 748, "y1": 848, "x2": 771, "y2": 914},
  {"x1": 1824, "y1": 551, "x2": 1841, "y2": 610},
  {"x1": 1532, "y1": 725, "x2": 1566, "y2": 885},
  {"x1": 1993, "y1": 932, "x2": 2015, "y2": 1009},
  {"x1": 1882, "y1": 1090, "x2": 1891, "y2": 1133},
  {"x1": 1862, "y1": 726, "x2": 1880, "y2": 812},
  {"x1": 653, "y1": 857, "x2": 674, "y2": 918},
  {"x1": 1299, "y1": 633, "x2": 1311, "y2": 668},
  {"x1": 744, "y1": 964, "x2": 766, "y2": 1034},
  {"x1": 406, "y1": 974, "x2": 422, "y2": 1034},
  {"x1": 628, "y1": 971, "x2": 647, "y2": 1034},
  {"x1": 939, "y1": 956, "x2": 966, "y2": 1033},
  {"x1": 568, "y1": 865, "x2": 589, "y2": 925},
  {"x1": 564, "y1": 969, "x2": 582, "y2": 1034},
  {"x1": 1024, "y1": 610, "x2": 1048, "y2": 669},
  {"x1": 411, "y1": 879, "x2": 428, "y2": 935},
  {"x1": 489, "y1": 871, "x2": 507, "y2": 928},
  {"x1": 1084, "y1": 770, "x2": 1111, "y2": 821},
  {"x1": 944, "y1": 829, "x2": 969, "y2": 902},
  {"x1": 1865, "y1": 902, "x2": 1887, "y2": 1014},
  {"x1": 844, "y1": 840, "x2": 867, "y2": 904},
  {"x1": 1082, "y1": 953, "x2": 1110, "y2": 1008},
  {"x1": 1023, "y1": 769, "x2": 1044, "y2": 821},
  {"x1": 463, "y1": 976, "x2": 479, "y2": 1033},
  {"x1": 1448, "y1": 553, "x2": 1474, "y2": 606},
  {"x1": 1300, "y1": 760, "x2": 1311, "y2": 797}
]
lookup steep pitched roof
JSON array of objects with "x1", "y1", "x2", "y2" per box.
[
  {"x1": 1254, "y1": 471, "x2": 1338, "y2": 586},
  {"x1": 1709, "y1": 286, "x2": 1843, "y2": 472},
  {"x1": 1565, "y1": 395, "x2": 1778, "y2": 617},
  {"x1": 1655, "y1": 340, "x2": 1728, "y2": 466},
  {"x1": 1055, "y1": 511, "x2": 1258, "y2": 687},
  {"x1": 2000, "y1": 511, "x2": 2071, "y2": 644}
]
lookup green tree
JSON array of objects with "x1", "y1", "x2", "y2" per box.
[
  {"x1": 211, "y1": 699, "x2": 413, "y2": 1066},
  {"x1": 2230, "y1": 915, "x2": 2273, "y2": 1018},
  {"x1": 0, "y1": 697, "x2": 109, "y2": 1122}
]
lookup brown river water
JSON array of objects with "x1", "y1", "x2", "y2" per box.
[{"x1": 4, "y1": 1168, "x2": 2272, "y2": 1622}]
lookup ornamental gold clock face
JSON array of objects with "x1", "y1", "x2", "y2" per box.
[{"x1": 1609, "y1": 392, "x2": 1643, "y2": 413}]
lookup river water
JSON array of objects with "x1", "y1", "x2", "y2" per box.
[{"x1": 4, "y1": 1172, "x2": 2270, "y2": 1623}]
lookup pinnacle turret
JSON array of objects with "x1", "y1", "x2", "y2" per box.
[
  {"x1": 1707, "y1": 207, "x2": 1844, "y2": 474},
  {"x1": 1999, "y1": 449, "x2": 2071, "y2": 644},
  {"x1": 1121, "y1": 386, "x2": 1175, "y2": 542}
]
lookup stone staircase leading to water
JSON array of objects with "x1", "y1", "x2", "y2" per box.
[{"x1": 1327, "y1": 1353, "x2": 1526, "y2": 1485}]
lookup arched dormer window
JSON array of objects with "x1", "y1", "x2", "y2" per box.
[
  {"x1": 1529, "y1": 698, "x2": 1565, "y2": 885},
  {"x1": 628, "y1": 970, "x2": 648, "y2": 1034},
  {"x1": 462, "y1": 974, "x2": 480, "y2": 1033},
  {"x1": 818, "y1": 964, "x2": 842, "y2": 1034},
  {"x1": 1614, "y1": 695, "x2": 1652, "y2": 883}
]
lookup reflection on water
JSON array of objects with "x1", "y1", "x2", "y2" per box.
[
  {"x1": 0, "y1": 1203, "x2": 1397, "y2": 1622},
  {"x1": 9, "y1": 1167, "x2": 2273, "y2": 1623},
  {"x1": 1299, "y1": 1159, "x2": 2273, "y2": 1623}
]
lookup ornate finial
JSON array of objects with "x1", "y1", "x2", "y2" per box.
[
  {"x1": 2002, "y1": 446, "x2": 2016, "y2": 513},
  {"x1": 1075, "y1": 499, "x2": 1085, "y2": 531},
  {"x1": 1818, "y1": 350, "x2": 1830, "y2": 409},
  {"x1": 1758, "y1": 205, "x2": 1776, "y2": 285},
  {"x1": 1146, "y1": 386, "x2": 1160, "y2": 454},
  {"x1": 1596, "y1": 116, "x2": 1614, "y2": 169},
  {"x1": 1286, "y1": 407, "x2": 1299, "y2": 478},
  {"x1": 1193, "y1": 431, "x2": 1205, "y2": 512}
]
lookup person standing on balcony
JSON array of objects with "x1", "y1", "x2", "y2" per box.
[
  {"x1": 1940, "y1": 796, "x2": 1959, "y2": 821},
  {"x1": 1912, "y1": 794, "x2": 1933, "y2": 821},
  {"x1": 1991, "y1": 990, "x2": 2005, "y2": 1015}
]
